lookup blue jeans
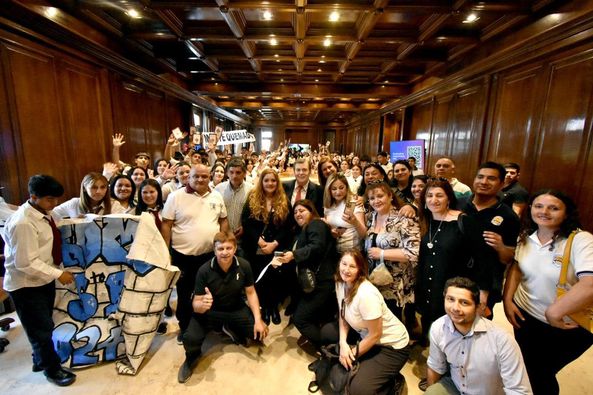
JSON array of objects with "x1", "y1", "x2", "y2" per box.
[{"x1": 10, "y1": 282, "x2": 61, "y2": 373}]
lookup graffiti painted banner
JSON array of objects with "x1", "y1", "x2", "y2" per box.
[{"x1": 52, "y1": 213, "x2": 179, "y2": 375}]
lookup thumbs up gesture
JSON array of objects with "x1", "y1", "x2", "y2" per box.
[{"x1": 195, "y1": 287, "x2": 214, "y2": 314}]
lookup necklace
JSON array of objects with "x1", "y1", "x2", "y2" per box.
[{"x1": 427, "y1": 212, "x2": 447, "y2": 249}]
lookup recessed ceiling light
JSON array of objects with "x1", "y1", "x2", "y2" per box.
[
  {"x1": 211, "y1": 77, "x2": 215, "y2": 81},
  {"x1": 127, "y1": 9, "x2": 141, "y2": 19},
  {"x1": 190, "y1": 71, "x2": 199, "y2": 74},
  {"x1": 281, "y1": 78, "x2": 284, "y2": 82},
  {"x1": 315, "y1": 79, "x2": 319, "y2": 82},
  {"x1": 384, "y1": 80, "x2": 389, "y2": 83},
  {"x1": 278, "y1": 68, "x2": 283, "y2": 71},
  {"x1": 329, "y1": 11, "x2": 340, "y2": 22},
  {"x1": 263, "y1": 10, "x2": 272, "y2": 20},
  {"x1": 317, "y1": 68, "x2": 322, "y2": 72},
  {"x1": 276, "y1": 60, "x2": 280, "y2": 62},
  {"x1": 46, "y1": 7, "x2": 58, "y2": 18},
  {"x1": 188, "y1": 57, "x2": 199, "y2": 60},
  {"x1": 274, "y1": 54, "x2": 279, "y2": 57},
  {"x1": 270, "y1": 35, "x2": 278, "y2": 45},
  {"x1": 319, "y1": 60, "x2": 326, "y2": 64},
  {"x1": 463, "y1": 13, "x2": 479, "y2": 23},
  {"x1": 323, "y1": 37, "x2": 332, "y2": 47}
]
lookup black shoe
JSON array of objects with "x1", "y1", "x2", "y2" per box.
[
  {"x1": 177, "y1": 359, "x2": 193, "y2": 384},
  {"x1": 176, "y1": 332, "x2": 184, "y2": 345},
  {"x1": 157, "y1": 322, "x2": 167, "y2": 335},
  {"x1": 284, "y1": 301, "x2": 297, "y2": 316},
  {"x1": 393, "y1": 373, "x2": 406, "y2": 395},
  {"x1": 164, "y1": 305, "x2": 173, "y2": 317},
  {"x1": 262, "y1": 308, "x2": 271, "y2": 326},
  {"x1": 418, "y1": 378, "x2": 428, "y2": 392},
  {"x1": 32, "y1": 363, "x2": 43, "y2": 372},
  {"x1": 45, "y1": 368, "x2": 76, "y2": 387},
  {"x1": 222, "y1": 325, "x2": 246, "y2": 346},
  {"x1": 271, "y1": 307, "x2": 281, "y2": 325}
]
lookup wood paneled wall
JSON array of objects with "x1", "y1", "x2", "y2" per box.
[
  {"x1": 401, "y1": 41, "x2": 593, "y2": 229},
  {"x1": 0, "y1": 29, "x2": 189, "y2": 203}
]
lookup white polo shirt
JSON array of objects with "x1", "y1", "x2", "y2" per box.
[{"x1": 162, "y1": 188, "x2": 227, "y2": 256}]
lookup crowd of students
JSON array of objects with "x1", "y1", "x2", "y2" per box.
[{"x1": 2, "y1": 129, "x2": 593, "y2": 394}]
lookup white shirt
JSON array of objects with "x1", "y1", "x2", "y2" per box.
[
  {"x1": 450, "y1": 178, "x2": 472, "y2": 198},
  {"x1": 336, "y1": 280, "x2": 409, "y2": 349},
  {"x1": 514, "y1": 230, "x2": 593, "y2": 323},
  {"x1": 52, "y1": 197, "x2": 106, "y2": 219},
  {"x1": 111, "y1": 200, "x2": 135, "y2": 214},
  {"x1": 346, "y1": 175, "x2": 362, "y2": 194},
  {"x1": 291, "y1": 181, "x2": 310, "y2": 207},
  {"x1": 215, "y1": 180, "x2": 253, "y2": 232},
  {"x1": 428, "y1": 315, "x2": 532, "y2": 395},
  {"x1": 2, "y1": 202, "x2": 63, "y2": 292},
  {"x1": 324, "y1": 201, "x2": 363, "y2": 253},
  {"x1": 161, "y1": 188, "x2": 227, "y2": 256}
]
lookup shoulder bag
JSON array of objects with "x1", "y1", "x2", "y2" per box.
[{"x1": 556, "y1": 230, "x2": 593, "y2": 333}]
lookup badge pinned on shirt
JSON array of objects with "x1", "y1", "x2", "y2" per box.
[{"x1": 491, "y1": 216, "x2": 504, "y2": 226}]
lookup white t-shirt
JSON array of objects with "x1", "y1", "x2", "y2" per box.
[
  {"x1": 161, "y1": 188, "x2": 227, "y2": 256},
  {"x1": 514, "y1": 231, "x2": 593, "y2": 323},
  {"x1": 336, "y1": 280, "x2": 409, "y2": 349},
  {"x1": 324, "y1": 200, "x2": 363, "y2": 253}
]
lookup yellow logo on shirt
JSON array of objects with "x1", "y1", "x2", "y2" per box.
[{"x1": 491, "y1": 216, "x2": 504, "y2": 226}]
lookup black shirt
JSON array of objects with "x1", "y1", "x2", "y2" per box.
[
  {"x1": 194, "y1": 256, "x2": 254, "y2": 312},
  {"x1": 501, "y1": 182, "x2": 529, "y2": 208},
  {"x1": 457, "y1": 195, "x2": 521, "y2": 293}
]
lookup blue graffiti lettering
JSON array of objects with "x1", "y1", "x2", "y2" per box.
[
  {"x1": 67, "y1": 273, "x2": 98, "y2": 321},
  {"x1": 96, "y1": 326, "x2": 123, "y2": 361},
  {"x1": 104, "y1": 271, "x2": 125, "y2": 316},
  {"x1": 53, "y1": 322, "x2": 78, "y2": 363},
  {"x1": 72, "y1": 326, "x2": 101, "y2": 366}
]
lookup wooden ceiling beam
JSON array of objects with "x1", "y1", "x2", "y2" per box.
[
  {"x1": 192, "y1": 82, "x2": 408, "y2": 97},
  {"x1": 418, "y1": 13, "x2": 450, "y2": 43}
]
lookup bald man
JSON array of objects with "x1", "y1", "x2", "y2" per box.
[
  {"x1": 434, "y1": 157, "x2": 471, "y2": 199},
  {"x1": 161, "y1": 164, "x2": 229, "y2": 342}
]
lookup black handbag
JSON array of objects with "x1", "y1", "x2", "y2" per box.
[
  {"x1": 297, "y1": 266, "x2": 316, "y2": 294},
  {"x1": 308, "y1": 343, "x2": 359, "y2": 394}
]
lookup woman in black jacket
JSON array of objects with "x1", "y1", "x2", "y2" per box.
[{"x1": 276, "y1": 199, "x2": 338, "y2": 348}]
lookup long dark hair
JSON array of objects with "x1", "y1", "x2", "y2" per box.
[
  {"x1": 135, "y1": 179, "x2": 164, "y2": 215},
  {"x1": 392, "y1": 159, "x2": 414, "y2": 202},
  {"x1": 357, "y1": 163, "x2": 388, "y2": 196},
  {"x1": 110, "y1": 174, "x2": 136, "y2": 207},
  {"x1": 419, "y1": 178, "x2": 457, "y2": 236},
  {"x1": 518, "y1": 189, "x2": 581, "y2": 247},
  {"x1": 317, "y1": 158, "x2": 339, "y2": 188}
]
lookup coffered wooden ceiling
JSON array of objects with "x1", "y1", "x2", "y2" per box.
[{"x1": 12, "y1": 0, "x2": 564, "y2": 123}]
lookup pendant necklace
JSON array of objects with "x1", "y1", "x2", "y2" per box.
[{"x1": 427, "y1": 211, "x2": 447, "y2": 249}]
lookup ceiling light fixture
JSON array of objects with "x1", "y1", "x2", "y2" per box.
[
  {"x1": 323, "y1": 37, "x2": 332, "y2": 47},
  {"x1": 274, "y1": 54, "x2": 279, "y2": 57},
  {"x1": 463, "y1": 13, "x2": 479, "y2": 23},
  {"x1": 190, "y1": 71, "x2": 199, "y2": 74},
  {"x1": 329, "y1": 11, "x2": 340, "y2": 22},
  {"x1": 280, "y1": 78, "x2": 284, "y2": 82},
  {"x1": 46, "y1": 7, "x2": 58, "y2": 18},
  {"x1": 263, "y1": 10, "x2": 272, "y2": 20},
  {"x1": 315, "y1": 79, "x2": 319, "y2": 82},
  {"x1": 317, "y1": 68, "x2": 322, "y2": 72},
  {"x1": 127, "y1": 9, "x2": 141, "y2": 19},
  {"x1": 188, "y1": 57, "x2": 199, "y2": 60},
  {"x1": 269, "y1": 35, "x2": 278, "y2": 45}
]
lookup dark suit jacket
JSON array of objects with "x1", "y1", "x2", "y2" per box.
[
  {"x1": 282, "y1": 179, "x2": 324, "y2": 217},
  {"x1": 292, "y1": 219, "x2": 337, "y2": 283}
]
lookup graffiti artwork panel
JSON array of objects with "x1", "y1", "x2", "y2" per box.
[{"x1": 52, "y1": 213, "x2": 179, "y2": 375}]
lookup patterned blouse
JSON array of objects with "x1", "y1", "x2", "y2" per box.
[{"x1": 364, "y1": 207, "x2": 420, "y2": 306}]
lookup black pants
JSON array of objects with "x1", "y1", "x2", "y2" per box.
[
  {"x1": 183, "y1": 306, "x2": 254, "y2": 362},
  {"x1": 293, "y1": 281, "x2": 337, "y2": 347},
  {"x1": 251, "y1": 253, "x2": 295, "y2": 310},
  {"x1": 171, "y1": 249, "x2": 213, "y2": 333},
  {"x1": 514, "y1": 308, "x2": 593, "y2": 395},
  {"x1": 10, "y1": 282, "x2": 61, "y2": 373},
  {"x1": 320, "y1": 320, "x2": 410, "y2": 395}
]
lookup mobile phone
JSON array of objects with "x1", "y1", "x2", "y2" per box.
[
  {"x1": 344, "y1": 200, "x2": 354, "y2": 216},
  {"x1": 274, "y1": 251, "x2": 285, "y2": 257}
]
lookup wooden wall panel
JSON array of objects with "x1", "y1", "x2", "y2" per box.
[
  {"x1": 485, "y1": 65, "x2": 546, "y2": 190},
  {"x1": 57, "y1": 59, "x2": 111, "y2": 188},
  {"x1": 111, "y1": 80, "x2": 149, "y2": 160},
  {"x1": 145, "y1": 91, "x2": 167, "y2": 159},
  {"x1": 531, "y1": 53, "x2": 593, "y2": 197},
  {"x1": 2, "y1": 43, "x2": 70, "y2": 197},
  {"x1": 448, "y1": 84, "x2": 488, "y2": 184},
  {"x1": 428, "y1": 95, "x2": 453, "y2": 174}
]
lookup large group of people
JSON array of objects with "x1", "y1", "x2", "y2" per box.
[{"x1": 2, "y1": 128, "x2": 592, "y2": 395}]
